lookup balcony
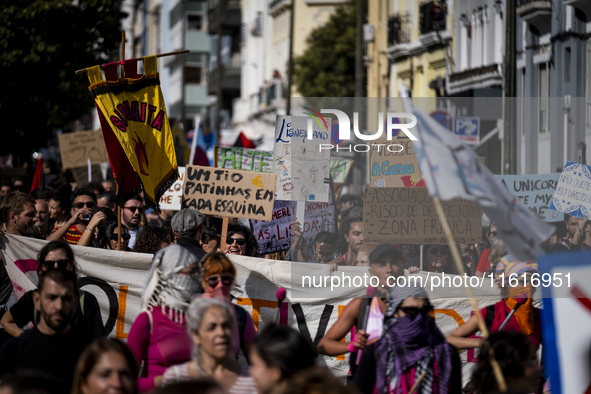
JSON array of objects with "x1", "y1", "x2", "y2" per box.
[
  {"x1": 419, "y1": 1, "x2": 447, "y2": 35},
  {"x1": 208, "y1": 56, "x2": 241, "y2": 95},
  {"x1": 564, "y1": 0, "x2": 591, "y2": 20},
  {"x1": 387, "y1": 12, "x2": 411, "y2": 59},
  {"x1": 269, "y1": 0, "x2": 291, "y2": 16},
  {"x1": 447, "y1": 64, "x2": 503, "y2": 96},
  {"x1": 208, "y1": 0, "x2": 241, "y2": 34},
  {"x1": 516, "y1": 0, "x2": 552, "y2": 35}
]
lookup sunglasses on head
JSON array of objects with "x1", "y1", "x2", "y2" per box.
[
  {"x1": 487, "y1": 230, "x2": 498, "y2": 238},
  {"x1": 123, "y1": 206, "x2": 144, "y2": 214},
  {"x1": 207, "y1": 275, "x2": 233, "y2": 288},
  {"x1": 202, "y1": 233, "x2": 220, "y2": 244},
  {"x1": 398, "y1": 304, "x2": 432, "y2": 316},
  {"x1": 226, "y1": 237, "x2": 246, "y2": 246},
  {"x1": 110, "y1": 233, "x2": 131, "y2": 241},
  {"x1": 428, "y1": 247, "x2": 449, "y2": 256},
  {"x1": 42, "y1": 259, "x2": 71, "y2": 269},
  {"x1": 74, "y1": 202, "x2": 96, "y2": 209}
]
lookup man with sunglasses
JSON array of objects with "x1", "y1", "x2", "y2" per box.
[
  {"x1": 171, "y1": 209, "x2": 206, "y2": 262},
  {"x1": 475, "y1": 222, "x2": 497, "y2": 277},
  {"x1": 121, "y1": 195, "x2": 144, "y2": 249},
  {"x1": 47, "y1": 188, "x2": 97, "y2": 245}
]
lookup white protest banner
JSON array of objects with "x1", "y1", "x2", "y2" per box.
[
  {"x1": 550, "y1": 161, "x2": 591, "y2": 219},
  {"x1": 274, "y1": 116, "x2": 331, "y2": 202},
  {"x1": 538, "y1": 251, "x2": 591, "y2": 394},
  {"x1": 2, "y1": 234, "x2": 502, "y2": 384},
  {"x1": 364, "y1": 187, "x2": 482, "y2": 244},
  {"x1": 58, "y1": 129, "x2": 109, "y2": 169},
  {"x1": 216, "y1": 146, "x2": 274, "y2": 173},
  {"x1": 182, "y1": 165, "x2": 277, "y2": 221},
  {"x1": 159, "y1": 166, "x2": 185, "y2": 210},
  {"x1": 496, "y1": 173, "x2": 562, "y2": 222}
]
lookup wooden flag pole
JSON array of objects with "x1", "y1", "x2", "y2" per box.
[
  {"x1": 74, "y1": 49, "x2": 190, "y2": 75},
  {"x1": 431, "y1": 197, "x2": 506, "y2": 392},
  {"x1": 220, "y1": 217, "x2": 229, "y2": 252},
  {"x1": 117, "y1": 30, "x2": 125, "y2": 251}
]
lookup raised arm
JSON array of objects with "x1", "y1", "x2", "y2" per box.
[{"x1": 445, "y1": 313, "x2": 482, "y2": 350}]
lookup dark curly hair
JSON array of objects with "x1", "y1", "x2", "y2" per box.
[
  {"x1": 227, "y1": 224, "x2": 258, "y2": 257},
  {"x1": 133, "y1": 226, "x2": 173, "y2": 254},
  {"x1": 470, "y1": 332, "x2": 540, "y2": 394},
  {"x1": 336, "y1": 216, "x2": 363, "y2": 255}
]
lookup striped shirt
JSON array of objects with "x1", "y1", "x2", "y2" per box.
[
  {"x1": 162, "y1": 363, "x2": 256, "y2": 394},
  {"x1": 50, "y1": 225, "x2": 83, "y2": 245}
]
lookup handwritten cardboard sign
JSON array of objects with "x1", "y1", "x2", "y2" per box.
[
  {"x1": 550, "y1": 161, "x2": 591, "y2": 219},
  {"x1": 182, "y1": 166, "x2": 276, "y2": 221},
  {"x1": 363, "y1": 187, "x2": 482, "y2": 244},
  {"x1": 159, "y1": 167, "x2": 186, "y2": 210},
  {"x1": 330, "y1": 158, "x2": 353, "y2": 183},
  {"x1": 58, "y1": 130, "x2": 109, "y2": 169},
  {"x1": 273, "y1": 116, "x2": 331, "y2": 202},
  {"x1": 496, "y1": 173, "x2": 562, "y2": 222},
  {"x1": 215, "y1": 146, "x2": 273, "y2": 173},
  {"x1": 369, "y1": 138, "x2": 425, "y2": 188},
  {"x1": 251, "y1": 187, "x2": 337, "y2": 255}
]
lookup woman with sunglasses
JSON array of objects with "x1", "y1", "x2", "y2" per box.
[
  {"x1": 0, "y1": 240, "x2": 105, "y2": 341},
  {"x1": 47, "y1": 187, "x2": 98, "y2": 245},
  {"x1": 200, "y1": 253, "x2": 257, "y2": 360},
  {"x1": 224, "y1": 224, "x2": 258, "y2": 257},
  {"x1": 353, "y1": 284, "x2": 462, "y2": 394},
  {"x1": 201, "y1": 217, "x2": 223, "y2": 253},
  {"x1": 77, "y1": 207, "x2": 117, "y2": 247},
  {"x1": 128, "y1": 244, "x2": 203, "y2": 392},
  {"x1": 423, "y1": 244, "x2": 472, "y2": 276},
  {"x1": 446, "y1": 261, "x2": 542, "y2": 352},
  {"x1": 96, "y1": 221, "x2": 132, "y2": 251}
]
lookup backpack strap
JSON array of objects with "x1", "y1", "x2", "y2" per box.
[
  {"x1": 484, "y1": 304, "x2": 496, "y2": 331},
  {"x1": 357, "y1": 297, "x2": 373, "y2": 332}
]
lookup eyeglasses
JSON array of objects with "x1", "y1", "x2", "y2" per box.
[
  {"x1": 487, "y1": 230, "x2": 498, "y2": 238},
  {"x1": 428, "y1": 247, "x2": 449, "y2": 256},
  {"x1": 315, "y1": 251, "x2": 335, "y2": 258},
  {"x1": 398, "y1": 305, "x2": 432, "y2": 316},
  {"x1": 226, "y1": 237, "x2": 246, "y2": 246},
  {"x1": 202, "y1": 233, "x2": 220, "y2": 244},
  {"x1": 110, "y1": 233, "x2": 131, "y2": 241},
  {"x1": 207, "y1": 275, "x2": 233, "y2": 288},
  {"x1": 42, "y1": 259, "x2": 71, "y2": 269},
  {"x1": 123, "y1": 206, "x2": 144, "y2": 214},
  {"x1": 74, "y1": 202, "x2": 96, "y2": 209}
]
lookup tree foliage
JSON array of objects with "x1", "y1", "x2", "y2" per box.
[
  {"x1": 293, "y1": 0, "x2": 361, "y2": 97},
  {"x1": 0, "y1": 0, "x2": 126, "y2": 157}
]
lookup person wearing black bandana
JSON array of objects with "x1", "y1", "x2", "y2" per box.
[{"x1": 353, "y1": 284, "x2": 462, "y2": 394}]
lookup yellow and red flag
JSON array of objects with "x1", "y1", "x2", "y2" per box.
[{"x1": 86, "y1": 56, "x2": 178, "y2": 208}]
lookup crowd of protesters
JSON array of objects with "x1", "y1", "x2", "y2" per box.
[{"x1": 0, "y1": 173, "x2": 580, "y2": 394}]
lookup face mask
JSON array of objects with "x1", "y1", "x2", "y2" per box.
[{"x1": 206, "y1": 280, "x2": 231, "y2": 300}]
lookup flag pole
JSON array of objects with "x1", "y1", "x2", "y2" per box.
[
  {"x1": 74, "y1": 49, "x2": 190, "y2": 75},
  {"x1": 432, "y1": 196, "x2": 506, "y2": 392},
  {"x1": 117, "y1": 30, "x2": 125, "y2": 251}
]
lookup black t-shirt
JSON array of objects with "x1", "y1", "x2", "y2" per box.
[
  {"x1": 9, "y1": 290, "x2": 105, "y2": 341},
  {"x1": 0, "y1": 326, "x2": 90, "y2": 391}
]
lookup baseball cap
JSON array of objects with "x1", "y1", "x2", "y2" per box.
[
  {"x1": 171, "y1": 209, "x2": 204, "y2": 235},
  {"x1": 369, "y1": 244, "x2": 403, "y2": 264}
]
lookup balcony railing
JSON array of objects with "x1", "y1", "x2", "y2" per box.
[
  {"x1": 207, "y1": 0, "x2": 241, "y2": 34},
  {"x1": 419, "y1": 1, "x2": 447, "y2": 35},
  {"x1": 387, "y1": 12, "x2": 411, "y2": 47}
]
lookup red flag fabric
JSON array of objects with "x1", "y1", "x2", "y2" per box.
[
  {"x1": 233, "y1": 131, "x2": 256, "y2": 149},
  {"x1": 29, "y1": 157, "x2": 43, "y2": 194}
]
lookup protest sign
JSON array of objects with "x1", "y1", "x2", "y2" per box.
[
  {"x1": 369, "y1": 138, "x2": 425, "y2": 188},
  {"x1": 159, "y1": 166, "x2": 185, "y2": 210},
  {"x1": 496, "y1": 173, "x2": 562, "y2": 222},
  {"x1": 58, "y1": 129, "x2": 109, "y2": 169},
  {"x1": 273, "y1": 116, "x2": 331, "y2": 202},
  {"x1": 2, "y1": 234, "x2": 499, "y2": 384},
  {"x1": 330, "y1": 158, "x2": 353, "y2": 183},
  {"x1": 182, "y1": 165, "x2": 276, "y2": 221},
  {"x1": 251, "y1": 186, "x2": 337, "y2": 255},
  {"x1": 363, "y1": 187, "x2": 482, "y2": 244},
  {"x1": 538, "y1": 250, "x2": 591, "y2": 394},
  {"x1": 215, "y1": 146, "x2": 274, "y2": 173},
  {"x1": 550, "y1": 161, "x2": 591, "y2": 219}
]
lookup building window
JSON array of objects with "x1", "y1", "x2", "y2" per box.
[
  {"x1": 187, "y1": 14, "x2": 203, "y2": 30},
  {"x1": 539, "y1": 63, "x2": 548, "y2": 133},
  {"x1": 186, "y1": 66, "x2": 202, "y2": 83}
]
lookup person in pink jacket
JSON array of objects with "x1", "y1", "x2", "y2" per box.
[{"x1": 127, "y1": 244, "x2": 202, "y2": 392}]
